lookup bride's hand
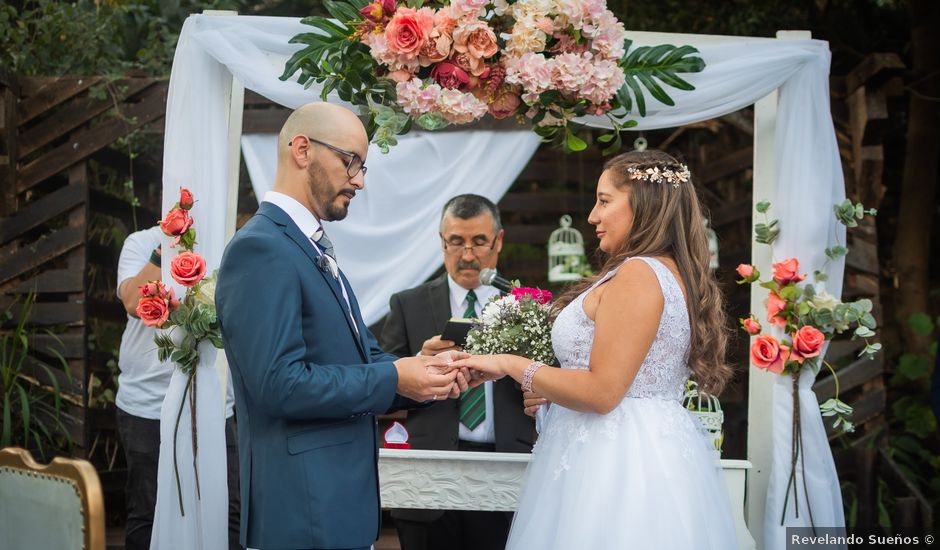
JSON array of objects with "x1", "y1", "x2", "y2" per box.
[{"x1": 523, "y1": 390, "x2": 549, "y2": 417}]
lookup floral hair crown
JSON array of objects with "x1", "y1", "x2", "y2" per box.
[{"x1": 626, "y1": 163, "x2": 691, "y2": 189}]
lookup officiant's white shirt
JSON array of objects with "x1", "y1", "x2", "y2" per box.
[{"x1": 449, "y1": 276, "x2": 500, "y2": 444}]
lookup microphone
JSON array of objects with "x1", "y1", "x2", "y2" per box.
[{"x1": 480, "y1": 268, "x2": 514, "y2": 293}]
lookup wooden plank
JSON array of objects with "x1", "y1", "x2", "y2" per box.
[
  {"x1": 0, "y1": 301, "x2": 85, "y2": 326},
  {"x1": 13, "y1": 269, "x2": 84, "y2": 294},
  {"x1": 498, "y1": 192, "x2": 592, "y2": 214},
  {"x1": 0, "y1": 183, "x2": 86, "y2": 246},
  {"x1": 19, "y1": 355, "x2": 84, "y2": 396},
  {"x1": 0, "y1": 228, "x2": 84, "y2": 285},
  {"x1": 845, "y1": 235, "x2": 879, "y2": 275},
  {"x1": 824, "y1": 339, "x2": 865, "y2": 364},
  {"x1": 17, "y1": 76, "x2": 103, "y2": 124},
  {"x1": 243, "y1": 108, "x2": 290, "y2": 134},
  {"x1": 504, "y1": 224, "x2": 568, "y2": 245},
  {"x1": 697, "y1": 147, "x2": 753, "y2": 185},
  {"x1": 27, "y1": 332, "x2": 85, "y2": 359},
  {"x1": 17, "y1": 81, "x2": 169, "y2": 193},
  {"x1": 710, "y1": 198, "x2": 752, "y2": 227},
  {"x1": 87, "y1": 298, "x2": 127, "y2": 324},
  {"x1": 845, "y1": 53, "x2": 905, "y2": 95},
  {"x1": 813, "y1": 353, "x2": 885, "y2": 401},
  {"x1": 88, "y1": 188, "x2": 159, "y2": 231},
  {"x1": 1, "y1": 82, "x2": 16, "y2": 216},
  {"x1": 877, "y1": 448, "x2": 934, "y2": 528},
  {"x1": 18, "y1": 78, "x2": 157, "y2": 157}
]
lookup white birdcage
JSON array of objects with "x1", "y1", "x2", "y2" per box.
[
  {"x1": 682, "y1": 380, "x2": 725, "y2": 453},
  {"x1": 547, "y1": 215, "x2": 587, "y2": 282},
  {"x1": 704, "y1": 217, "x2": 719, "y2": 270}
]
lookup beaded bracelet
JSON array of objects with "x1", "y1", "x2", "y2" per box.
[{"x1": 521, "y1": 361, "x2": 546, "y2": 393}]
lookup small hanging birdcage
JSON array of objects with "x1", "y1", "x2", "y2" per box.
[
  {"x1": 704, "y1": 217, "x2": 719, "y2": 271},
  {"x1": 682, "y1": 380, "x2": 724, "y2": 453},
  {"x1": 548, "y1": 215, "x2": 588, "y2": 282}
]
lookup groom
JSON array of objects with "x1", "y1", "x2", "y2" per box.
[{"x1": 216, "y1": 103, "x2": 461, "y2": 550}]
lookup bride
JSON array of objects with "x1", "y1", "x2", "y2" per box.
[{"x1": 452, "y1": 149, "x2": 739, "y2": 549}]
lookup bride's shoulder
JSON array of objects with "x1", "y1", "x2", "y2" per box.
[{"x1": 608, "y1": 257, "x2": 661, "y2": 289}]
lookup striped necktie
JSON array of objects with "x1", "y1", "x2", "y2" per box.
[
  {"x1": 458, "y1": 290, "x2": 485, "y2": 430},
  {"x1": 311, "y1": 228, "x2": 338, "y2": 278}
]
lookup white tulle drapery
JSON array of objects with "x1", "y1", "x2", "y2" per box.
[{"x1": 154, "y1": 14, "x2": 845, "y2": 550}]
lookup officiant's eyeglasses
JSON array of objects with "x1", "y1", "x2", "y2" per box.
[
  {"x1": 440, "y1": 234, "x2": 498, "y2": 256},
  {"x1": 297, "y1": 136, "x2": 368, "y2": 178}
]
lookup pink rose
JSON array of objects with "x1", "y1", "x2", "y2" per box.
[
  {"x1": 431, "y1": 61, "x2": 470, "y2": 90},
  {"x1": 387, "y1": 69, "x2": 414, "y2": 82},
  {"x1": 772, "y1": 258, "x2": 806, "y2": 286},
  {"x1": 766, "y1": 292, "x2": 788, "y2": 328},
  {"x1": 384, "y1": 7, "x2": 433, "y2": 59},
  {"x1": 511, "y1": 287, "x2": 553, "y2": 305},
  {"x1": 136, "y1": 295, "x2": 170, "y2": 327},
  {"x1": 139, "y1": 281, "x2": 160, "y2": 297},
  {"x1": 159, "y1": 207, "x2": 193, "y2": 237},
  {"x1": 736, "y1": 263, "x2": 755, "y2": 279},
  {"x1": 179, "y1": 188, "x2": 194, "y2": 210},
  {"x1": 741, "y1": 317, "x2": 762, "y2": 335},
  {"x1": 791, "y1": 325, "x2": 825, "y2": 364},
  {"x1": 750, "y1": 335, "x2": 790, "y2": 375},
  {"x1": 488, "y1": 86, "x2": 521, "y2": 119},
  {"x1": 170, "y1": 252, "x2": 207, "y2": 287},
  {"x1": 418, "y1": 29, "x2": 452, "y2": 64}
]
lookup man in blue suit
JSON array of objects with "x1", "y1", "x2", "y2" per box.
[{"x1": 216, "y1": 103, "x2": 464, "y2": 550}]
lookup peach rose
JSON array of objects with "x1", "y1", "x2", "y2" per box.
[
  {"x1": 170, "y1": 251, "x2": 207, "y2": 287},
  {"x1": 159, "y1": 207, "x2": 193, "y2": 237},
  {"x1": 418, "y1": 28, "x2": 452, "y2": 65},
  {"x1": 741, "y1": 317, "x2": 762, "y2": 335},
  {"x1": 772, "y1": 258, "x2": 806, "y2": 286},
  {"x1": 750, "y1": 334, "x2": 790, "y2": 374},
  {"x1": 488, "y1": 86, "x2": 521, "y2": 119},
  {"x1": 179, "y1": 188, "x2": 194, "y2": 210},
  {"x1": 453, "y1": 21, "x2": 498, "y2": 61},
  {"x1": 387, "y1": 69, "x2": 414, "y2": 82},
  {"x1": 384, "y1": 7, "x2": 434, "y2": 59},
  {"x1": 137, "y1": 295, "x2": 170, "y2": 327},
  {"x1": 791, "y1": 325, "x2": 825, "y2": 364},
  {"x1": 766, "y1": 291, "x2": 788, "y2": 328}
]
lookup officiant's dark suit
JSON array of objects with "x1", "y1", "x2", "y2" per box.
[
  {"x1": 381, "y1": 194, "x2": 535, "y2": 550},
  {"x1": 217, "y1": 103, "x2": 456, "y2": 550}
]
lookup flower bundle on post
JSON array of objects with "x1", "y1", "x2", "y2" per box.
[
  {"x1": 138, "y1": 188, "x2": 222, "y2": 516},
  {"x1": 465, "y1": 287, "x2": 555, "y2": 364},
  {"x1": 282, "y1": 0, "x2": 705, "y2": 153},
  {"x1": 739, "y1": 199, "x2": 880, "y2": 526}
]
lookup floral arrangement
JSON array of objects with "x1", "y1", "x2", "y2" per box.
[
  {"x1": 738, "y1": 198, "x2": 879, "y2": 525},
  {"x1": 282, "y1": 0, "x2": 705, "y2": 153},
  {"x1": 138, "y1": 188, "x2": 221, "y2": 516},
  {"x1": 465, "y1": 287, "x2": 556, "y2": 364}
]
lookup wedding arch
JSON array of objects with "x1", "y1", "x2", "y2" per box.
[{"x1": 153, "y1": 11, "x2": 846, "y2": 550}]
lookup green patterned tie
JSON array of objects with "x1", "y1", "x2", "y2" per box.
[{"x1": 458, "y1": 290, "x2": 486, "y2": 430}]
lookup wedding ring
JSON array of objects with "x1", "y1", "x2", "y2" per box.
[{"x1": 432, "y1": 394, "x2": 437, "y2": 401}]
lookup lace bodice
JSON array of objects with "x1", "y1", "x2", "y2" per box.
[{"x1": 550, "y1": 257, "x2": 692, "y2": 401}]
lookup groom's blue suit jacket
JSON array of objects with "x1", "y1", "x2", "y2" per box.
[{"x1": 217, "y1": 202, "x2": 407, "y2": 550}]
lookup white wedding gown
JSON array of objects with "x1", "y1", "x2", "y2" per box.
[{"x1": 507, "y1": 257, "x2": 739, "y2": 549}]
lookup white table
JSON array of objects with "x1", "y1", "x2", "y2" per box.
[{"x1": 379, "y1": 449, "x2": 756, "y2": 549}]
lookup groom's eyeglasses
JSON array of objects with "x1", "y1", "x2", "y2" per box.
[
  {"x1": 441, "y1": 234, "x2": 498, "y2": 256},
  {"x1": 294, "y1": 136, "x2": 368, "y2": 178}
]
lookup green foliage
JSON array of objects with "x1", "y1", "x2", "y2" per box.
[
  {"x1": 616, "y1": 42, "x2": 703, "y2": 117},
  {"x1": 754, "y1": 219, "x2": 779, "y2": 245},
  {"x1": 0, "y1": 0, "x2": 240, "y2": 77},
  {"x1": 0, "y1": 293, "x2": 71, "y2": 457},
  {"x1": 833, "y1": 199, "x2": 877, "y2": 228}
]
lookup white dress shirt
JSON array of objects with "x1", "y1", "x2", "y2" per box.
[
  {"x1": 263, "y1": 191, "x2": 359, "y2": 336},
  {"x1": 449, "y1": 276, "x2": 501, "y2": 444}
]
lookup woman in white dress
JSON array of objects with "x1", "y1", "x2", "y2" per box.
[{"x1": 452, "y1": 149, "x2": 739, "y2": 549}]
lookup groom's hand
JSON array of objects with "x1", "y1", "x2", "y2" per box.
[{"x1": 394, "y1": 355, "x2": 459, "y2": 402}]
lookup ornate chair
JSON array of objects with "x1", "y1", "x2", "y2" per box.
[{"x1": 0, "y1": 447, "x2": 105, "y2": 550}]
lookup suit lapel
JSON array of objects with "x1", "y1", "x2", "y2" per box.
[
  {"x1": 428, "y1": 274, "x2": 451, "y2": 333},
  {"x1": 339, "y1": 269, "x2": 370, "y2": 360},
  {"x1": 259, "y1": 203, "x2": 367, "y2": 360}
]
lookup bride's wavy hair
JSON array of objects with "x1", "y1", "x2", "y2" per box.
[{"x1": 552, "y1": 149, "x2": 733, "y2": 395}]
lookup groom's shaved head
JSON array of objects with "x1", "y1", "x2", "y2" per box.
[{"x1": 278, "y1": 102, "x2": 367, "y2": 155}]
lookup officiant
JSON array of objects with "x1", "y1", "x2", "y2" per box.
[{"x1": 381, "y1": 194, "x2": 535, "y2": 550}]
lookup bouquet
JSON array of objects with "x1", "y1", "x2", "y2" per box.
[
  {"x1": 739, "y1": 198, "x2": 879, "y2": 525},
  {"x1": 465, "y1": 287, "x2": 555, "y2": 364},
  {"x1": 137, "y1": 188, "x2": 222, "y2": 515},
  {"x1": 282, "y1": 0, "x2": 705, "y2": 153}
]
